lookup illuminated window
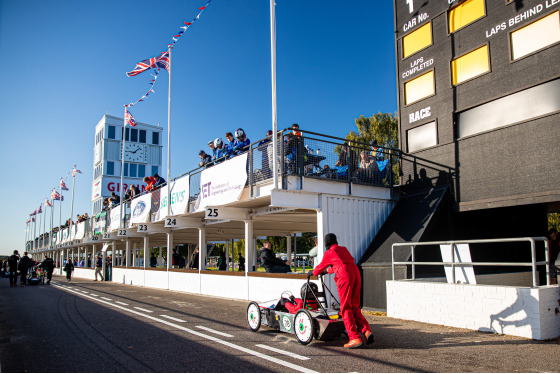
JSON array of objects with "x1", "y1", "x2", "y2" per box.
[
  {"x1": 510, "y1": 11, "x2": 560, "y2": 61},
  {"x1": 451, "y1": 45, "x2": 489, "y2": 85},
  {"x1": 448, "y1": 0, "x2": 486, "y2": 33},
  {"x1": 403, "y1": 22, "x2": 432, "y2": 59},
  {"x1": 404, "y1": 70, "x2": 435, "y2": 105},
  {"x1": 407, "y1": 121, "x2": 437, "y2": 153}
]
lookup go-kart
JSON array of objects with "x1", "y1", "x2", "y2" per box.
[
  {"x1": 247, "y1": 274, "x2": 345, "y2": 345},
  {"x1": 27, "y1": 267, "x2": 44, "y2": 285}
]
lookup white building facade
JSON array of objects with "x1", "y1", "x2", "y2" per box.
[{"x1": 92, "y1": 114, "x2": 163, "y2": 214}]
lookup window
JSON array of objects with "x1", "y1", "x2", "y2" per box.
[
  {"x1": 510, "y1": 11, "x2": 560, "y2": 61},
  {"x1": 448, "y1": 0, "x2": 485, "y2": 33},
  {"x1": 404, "y1": 70, "x2": 435, "y2": 105},
  {"x1": 123, "y1": 163, "x2": 129, "y2": 177},
  {"x1": 122, "y1": 127, "x2": 130, "y2": 141},
  {"x1": 407, "y1": 121, "x2": 437, "y2": 153},
  {"x1": 152, "y1": 166, "x2": 158, "y2": 176},
  {"x1": 106, "y1": 161, "x2": 114, "y2": 176},
  {"x1": 94, "y1": 164, "x2": 102, "y2": 179},
  {"x1": 129, "y1": 163, "x2": 137, "y2": 178},
  {"x1": 152, "y1": 131, "x2": 159, "y2": 145},
  {"x1": 138, "y1": 164, "x2": 146, "y2": 178},
  {"x1": 451, "y1": 45, "x2": 489, "y2": 85},
  {"x1": 139, "y1": 129, "x2": 146, "y2": 143},
  {"x1": 131, "y1": 128, "x2": 138, "y2": 142},
  {"x1": 108, "y1": 126, "x2": 115, "y2": 139},
  {"x1": 457, "y1": 78, "x2": 560, "y2": 138},
  {"x1": 403, "y1": 22, "x2": 432, "y2": 59}
]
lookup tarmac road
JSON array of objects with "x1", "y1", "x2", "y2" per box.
[{"x1": 0, "y1": 275, "x2": 558, "y2": 373}]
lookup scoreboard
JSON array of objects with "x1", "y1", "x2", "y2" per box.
[{"x1": 393, "y1": 0, "x2": 560, "y2": 211}]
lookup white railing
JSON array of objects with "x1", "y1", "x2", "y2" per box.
[{"x1": 392, "y1": 237, "x2": 550, "y2": 288}]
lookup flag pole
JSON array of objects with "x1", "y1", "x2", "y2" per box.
[
  {"x1": 270, "y1": 0, "x2": 279, "y2": 190},
  {"x1": 167, "y1": 46, "x2": 172, "y2": 218},
  {"x1": 120, "y1": 106, "x2": 127, "y2": 228},
  {"x1": 43, "y1": 200, "x2": 47, "y2": 246},
  {"x1": 59, "y1": 183, "x2": 63, "y2": 232},
  {"x1": 50, "y1": 197, "x2": 54, "y2": 247},
  {"x1": 38, "y1": 205, "x2": 42, "y2": 248},
  {"x1": 70, "y1": 172, "x2": 76, "y2": 242},
  {"x1": 33, "y1": 211, "x2": 37, "y2": 250}
]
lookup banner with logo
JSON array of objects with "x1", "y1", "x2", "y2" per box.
[
  {"x1": 130, "y1": 193, "x2": 152, "y2": 224},
  {"x1": 195, "y1": 153, "x2": 248, "y2": 212},
  {"x1": 62, "y1": 228, "x2": 69, "y2": 243},
  {"x1": 93, "y1": 211, "x2": 107, "y2": 235},
  {"x1": 155, "y1": 175, "x2": 190, "y2": 221},
  {"x1": 109, "y1": 207, "x2": 122, "y2": 232},
  {"x1": 75, "y1": 222, "x2": 85, "y2": 240}
]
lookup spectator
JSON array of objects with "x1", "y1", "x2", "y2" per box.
[
  {"x1": 356, "y1": 150, "x2": 379, "y2": 183},
  {"x1": 208, "y1": 140, "x2": 217, "y2": 159},
  {"x1": 107, "y1": 255, "x2": 112, "y2": 281},
  {"x1": 213, "y1": 138, "x2": 226, "y2": 163},
  {"x1": 143, "y1": 176, "x2": 156, "y2": 192},
  {"x1": 190, "y1": 246, "x2": 199, "y2": 269},
  {"x1": 370, "y1": 139, "x2": 385, "y2": 161},
  {"x1": 153, "y1": 173, "x2": 166, "y2": 189},
  {"x1": 150, "y1": 253, "x2": 157, "y2": 268},
  {"x1": 259, "y1": 240, "x2": 290, "y2": 273},
  {"x1": 63, "y1": 259, "x2": 74, "y2": 282},
  {"x1": 232, "y1": 128, "x2": 250, "y2": 155},
  {"x1": 39, "y1": 256, "x2": 54, "y2": 285},
  {"x1": 124, "y1": 186, "x2": 133, "y2": 202},
  {"x1": 18, "y1": 251, "x2": 32, "y2": 287},
  {"x1": 110, "y1": 192, "x2": 120, "y2": 207},
  {"x1": 198, "y1": 150, "x2": 213, "y2": 168},
  {"x1": 308, "y1": 236, "x2": 319, "y2": 267},
  {"x1": 8, "y1": 250, "x2": 19, "y2": 287},
  {"x1": 94, "y1": 255, "x2": 104, "y2": 281},
  {"x1": 291, "y1": 123, "x2": 302, "y2": 138},
  {"x1": 284, "y1": 133, "x2": 300, "y2": 173},
  {"x1": 257, "y1": 130, "x2": 273, "y2": 177},
  {"x1": 218, "y1": 252, "x2": 227, "y2": 271},
  {"x1": 130, "y1": 185, "x2": 140, "y2": 198},
  {"x1": 224, "y1": 132, "x2": 235, "y2": 158},
  {"x1": 172, "y1": 249, "x2": 181, "y2": 269},
  {"x1": 238, "y1": 253, "x2": 245, "y2": 272}
]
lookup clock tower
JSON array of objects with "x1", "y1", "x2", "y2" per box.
[{"x1": 92, "y1": 114, "x2": 163, "y2": 214}]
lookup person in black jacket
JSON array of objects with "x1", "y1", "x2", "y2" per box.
[
  {"x1": 63, "y1": 260, "x2": 74, "y2": 282},
  {"x1": 39, "y1": 256, "x2": 55, "y2": 285},
  {"x1": 8, "y1": 250, "x2": 19, "y2": 287},
  {"x1": 18, "y1": 252, "x2": 32, "y2": 287},
  {"x1": 189, "y1": 247, "x2": 199, "y2": 269},
  {"x1": 259, "y1": 241, "x2": 291, "y2": 273}
]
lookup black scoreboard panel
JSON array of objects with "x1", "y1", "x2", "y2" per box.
[{"x1": 394, "y1": 0, "x2": 560, "y2": 211}]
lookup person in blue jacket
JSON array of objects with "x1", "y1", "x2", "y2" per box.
[
  {"x1": 232, "y1": 128, "x2": 250, "y2": 156},
  {"x1": 213, "y1": 138, "x2": 226, "y2": 164},
  {"x1": 224, "y1": 132, "x2": 235, "y2": 159}
]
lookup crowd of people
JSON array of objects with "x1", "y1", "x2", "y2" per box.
[
  {"x1": 3, "y1": 250, "x2": 55, "y2": 286},
  {"x1": 197, "y1": 128, "x2": 252, "y2": 169}
]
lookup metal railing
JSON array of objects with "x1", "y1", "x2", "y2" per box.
[{"x1": 392, "y1": 237, "x2": 551, "y2": 288}]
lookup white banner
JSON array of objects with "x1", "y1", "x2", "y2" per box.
[
  {"x1": 155, "y1": 175, "x2": 190, "y2": 221},
  {"x1": 109, "y1": 207, "x2": 122, "y2": 231},
  {"x1": 130, "y1": 193, "x2": 152, "y2": 224},
  {"x1": 58, "y1": 230, "x2": 63, "y2": 244},
  {"x1": 75, "y1": 222, "x2": 85, "y2": 240},
  {"x1": 196, "y1": 153, "x2": 248, "y2": 211},
  {"x1": 62, "y1": 228, "x2": 69, "y2": 243}
]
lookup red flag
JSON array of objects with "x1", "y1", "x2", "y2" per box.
[
  {"x1": 199, "y1": 6, "x2": 206, "y2": 10},
  {"x1": 125, "y1": 108, "x2": 137, "y2": 127}
]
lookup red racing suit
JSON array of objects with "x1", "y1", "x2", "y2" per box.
[
  {"x1": 312, "y1": 244, "x2": 371, "y2": 340},
  {"x1": 284, "y1": 299, "x2": 319, "y2": 314}
]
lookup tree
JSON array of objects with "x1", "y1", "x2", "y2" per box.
[{"x1": 549, "y1": 213, "x2": 560, "y2": 232}]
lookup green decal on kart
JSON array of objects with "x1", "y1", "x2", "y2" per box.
[{"x1": 282, "y1": 315, "x2": 292, "y2": 331}]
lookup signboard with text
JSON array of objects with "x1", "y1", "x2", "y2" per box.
[{"x1": 155, "y1": 175, "x2": 190, "y2": 221}]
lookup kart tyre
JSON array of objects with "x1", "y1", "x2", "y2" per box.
[
  {"x1": 247, "y1": 302, "x2": 261, "y2": 332},
  {"x1": 294, "y1": 309, "x2": 315, "y2": 345}
]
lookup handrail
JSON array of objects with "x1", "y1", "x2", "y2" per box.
[{"x1": 391, "y1": 237, "x2": 550, "y2": 288}]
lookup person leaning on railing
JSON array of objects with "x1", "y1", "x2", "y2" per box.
[{"x1": 143, "y1": 176, "x2": 156, "y2": 192}]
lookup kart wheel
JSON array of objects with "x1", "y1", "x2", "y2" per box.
[
  {"x1": 247, "y1": 302, "x2": 261, "y2": 332},
  {"x1": 294, "y1": 309, "x2": 315, "y2": 345}
]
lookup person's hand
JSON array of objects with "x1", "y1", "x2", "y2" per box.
[
  {"x1": 285, "y1": 260, "x2": 290, "y2": 265},
  {"x1": 307, "y1": 269, "x2": 314, "y2": 278}
]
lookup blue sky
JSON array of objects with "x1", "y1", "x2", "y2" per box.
[{"x1": 0, "y1": 0, "x2": 397, "y2": 256}]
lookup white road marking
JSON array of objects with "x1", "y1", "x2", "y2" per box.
[
  {"x1": 52, "y1": 285, "x2": 317, "y2": 373},
  {"x1": 115, "y1": 301, "x2": 129, "y2": 306},
  {"x1": 133, "y1": 307, "x2": 153, "y2": 313},
  {"x1": 195, "y1": 325, "x2": 234, "y2": 337},
  {"x1": 100, "y1": 297, "x2": 113, "y2": 301},
  {"x1": 81, "y1": 291, "x2": 89, "y2": 294},
  {"x1": 161, "y1": 315, "x2": 186, "y2": 323},
  {"x1": 256, "y1": 344, "x2": 310, "y2": 361},
  {"x1": 90, "y1": 294, "x2": 99, "y2": 297}
]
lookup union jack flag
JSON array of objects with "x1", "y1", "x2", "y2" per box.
[
  {"x1": 45, "y1": 199, "x2": 53, "y2": 207},
  {"x1": 37, "y1": 205, "x2": 42, "y2": 214},
  {"x1": 60, "y1": 178, "x2": 69, "y2": 191},
  {"x1": 126, "y1": 51, "x2": 170, "y2": 77},
  {"x1": 72, "y1": 165, "x2": 82, "y2": 177},
  {"x1": 125, "y1": 108, "x2": 137, "y2": 127},
  {"x1": 51, "y1": 189, "x2": 62, "y2": 201},
  {"x1": 30, "y1": 210, "x2": 37, "y2": 216}
]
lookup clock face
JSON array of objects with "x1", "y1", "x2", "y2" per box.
[{"x1": 124, "y1": 143, "x2": 146, "y2": 163}]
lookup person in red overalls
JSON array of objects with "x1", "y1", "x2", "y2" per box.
[{"x1": 309, "y1": 233, "x2": 373, "y2": 348}]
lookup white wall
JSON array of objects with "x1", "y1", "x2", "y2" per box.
[{"x1": 387, "y1": 280, "x2": 560, "y2": 340}]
